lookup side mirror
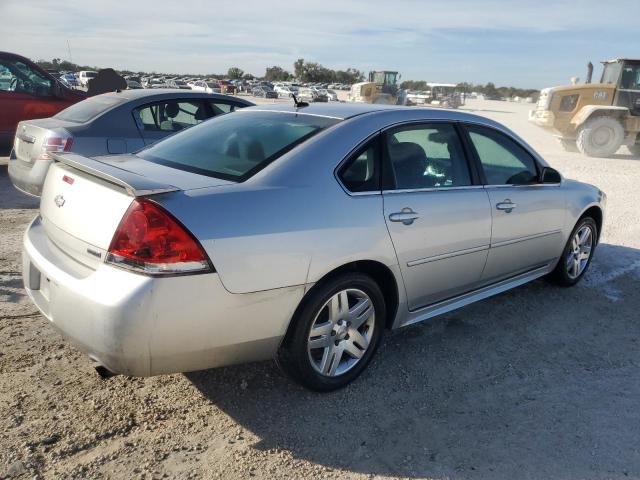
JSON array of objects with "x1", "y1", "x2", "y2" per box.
[{"x1": 540, "y1": 166, "x2": 562, "y2": 184}]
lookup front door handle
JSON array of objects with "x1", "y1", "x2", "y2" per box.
[
  {"x1": 496, "y1": 199, "x2": 517, "y2": 213},
  {"x1": 389, "y1": 208, "x2": 419, "y2": 225}
]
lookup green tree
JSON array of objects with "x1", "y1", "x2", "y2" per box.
[
  {"x1": 227, "y1": 67, "x2": 244, "y2": 80},
  {"x1": 264, "y1": 66, "x2": 291, "y2": 82},
  {"x1": 293, "y1": 58, "x2": 305, "y2": 80}
]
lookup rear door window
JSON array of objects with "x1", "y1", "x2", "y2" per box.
[
  {"x1": 208, "y1": 101, "x2": 245, "y2": 116},
  {"x1": 133, "y1": 100, "x2": 208, "y2": 133},
  {"x1": 385, "y1": 123, "x2": 472, "y2": 190}
]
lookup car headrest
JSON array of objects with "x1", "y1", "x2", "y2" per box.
[
  {"x1": 194, "y1": 106, "x2": 207, "y2": 121},
  {"x1": 165, "y1": 103, "x2": 179, "y2": 118},
  {"x1": 389, "y1": 142, "x2": 427, "y2": 189}
]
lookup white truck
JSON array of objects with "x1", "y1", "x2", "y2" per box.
[{"x1": 76, "y1": 71, "x2": 98, "y2": 88}]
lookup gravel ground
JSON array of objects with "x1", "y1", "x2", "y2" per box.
[{"x1": 1, "y1": 99, "x2": 640, "y2": 480}]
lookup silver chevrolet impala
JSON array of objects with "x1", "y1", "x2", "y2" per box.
[{"x1": 22, "y1": 103, "x2": 605, "y2": 391}]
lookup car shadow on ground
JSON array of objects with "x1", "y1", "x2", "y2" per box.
[
  {"x1": 188, "y1": 243, "x2": 640, "y2": 479},
  {"x1": 0, "y1": 166, "x2": 39, "y2": 209}
]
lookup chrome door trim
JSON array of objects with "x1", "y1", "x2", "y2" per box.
[
  {"x1": 490, "y1": 229, "x2": 563, "y2": 249},
  {"x1": 406, "y1": 244, "x2": 490, "y2": 267},
  {"x1": 382, "y1": 185, "x2": 485, "y2": 195},
  {"x1": 484, "y1": 183, "x2": 563, "y2": 189}
]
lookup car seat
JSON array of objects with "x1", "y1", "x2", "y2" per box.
[{"x1": 389, "y1": 142, "x2": 428, "y2": 189}]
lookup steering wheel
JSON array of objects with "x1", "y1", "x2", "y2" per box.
[{"x1": 9, "y1": 77, "x2": 17, "y2": 91}]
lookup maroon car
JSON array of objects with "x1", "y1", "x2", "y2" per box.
[{"x1": 0, "y1": 52, "x2": 86, "y2": 152}]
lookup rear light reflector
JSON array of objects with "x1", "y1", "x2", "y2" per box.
[
  {"x1": 39, "y1": 135, "x2": 73, "y2": 159},
  {"x1": 106, "y1": 198, "x2": 212, "y2": 275}
]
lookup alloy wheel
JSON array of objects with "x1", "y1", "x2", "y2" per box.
[
  {"x1": 566, "y1": 224, "x2": 594, "y2": 279},
  {"x1": 307, "y1": 288, "x2": 375, "y2": 377}
]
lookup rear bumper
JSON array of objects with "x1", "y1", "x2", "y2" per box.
[
  {"x1": 8, "y1": 157, "x2": 51, "y2": 197},
  {"x1": 22, "y1": 216, "x2": 305, "y2": 376}
]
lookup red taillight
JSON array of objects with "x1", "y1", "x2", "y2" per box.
[
  {"x1": 106, "y1": 198, "x2": 212, "y2": 275},
  {"x1": 39, "y1": 135, "x2": 73, "y2": 159}
]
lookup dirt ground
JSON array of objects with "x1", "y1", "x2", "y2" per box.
[{"x1": 1, "y1": 99, "x2": 640, "y2": 480}]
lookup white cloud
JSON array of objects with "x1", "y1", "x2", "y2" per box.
[{"x1": 0, "y1": 0, "x2": 637, "y2": 86}]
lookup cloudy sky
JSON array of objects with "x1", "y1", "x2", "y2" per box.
[{"x1": 0, "y1": 0, "x2": 638, "y2": 88}]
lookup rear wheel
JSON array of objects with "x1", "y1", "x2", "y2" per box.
[
  {"x1": 550, "y1": 217, "x2": 597, "y2": 286},
  {"x1": 576, "y1": 116, "x2": 624, "y2": 157},
  {"x1": 277, "y1": 273, "x2": 385, "y2": 391}
]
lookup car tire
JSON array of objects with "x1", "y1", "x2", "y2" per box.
[
  {"x1": 576, "y1": 116, "x2": 624, "y2": 157},
  {"x1": 277, "y1": 272, "x2": 385, "y2": 391},
  {"x1": 550, "y1": 216, "x2": 598, "y2": 287}
]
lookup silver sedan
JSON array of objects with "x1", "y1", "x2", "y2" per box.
[
  {"x1": 8, "y1": 89, "x2": 253, "y2": 196},
  {"x1": 22, "y1": 103, "x2": 605, "y2": 391}
]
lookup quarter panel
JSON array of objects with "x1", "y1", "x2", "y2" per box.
[{"x1": 157, "y1": 185, "x2": 398, "y2": 294}]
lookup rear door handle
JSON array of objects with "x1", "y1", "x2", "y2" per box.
[
  {"x1": 389, "y1": 208, "x2": 419, "y2": 225},
  {"x1": 496, "y1": 199, "x2": 517, "y2": 213}
]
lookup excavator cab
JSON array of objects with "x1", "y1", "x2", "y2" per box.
[
  {"x1": 604, "y1": 59, "x2": 640, "y2": 115},
  {"x1": 368, "y1": 70, "x2": 399, "y2": 104}
]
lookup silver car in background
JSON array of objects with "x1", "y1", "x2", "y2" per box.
[
  {"x1": 8, "y1": 89, "x2": 253, "y2": 196},
  {"x1": 22, "y1": 103, "x2": 605, "y2": 391}
]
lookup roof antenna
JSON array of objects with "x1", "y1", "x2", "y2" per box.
[{"x1": 292, "y1": 94, "x2": 309, "y2": 109}]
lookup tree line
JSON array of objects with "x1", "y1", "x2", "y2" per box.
[{"x1": 35, "y1": 57, "x2": 364, "y2": 84}]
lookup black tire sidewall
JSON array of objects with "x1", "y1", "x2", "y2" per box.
[
  {"x1": 554, "y1": 217, "x2": 598, "y2": 286},
  {"x1": 278, "y1": 273, "x2": 386, "y2": 391}
]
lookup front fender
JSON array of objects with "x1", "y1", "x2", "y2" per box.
[{"x1": 571, "y1": 105, "x2": 629, "y2": 127}]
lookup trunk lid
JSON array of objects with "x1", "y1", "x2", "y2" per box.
[
  {"x1": 14, "y1": 118, "x2": 75, "y2": 165},
  {"x1": 40, "y1": 152, "x2": 233, "y2": 269}
]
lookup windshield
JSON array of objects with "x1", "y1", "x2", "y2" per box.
[
  {"x1": 138, "y1": 111, "x2": 339, "y2": 181},
  {"x1": 601, "y1": 62, "x2": 622, "y2": 85},
  {"x1": 55, "y1": 95, "x2": 124, "y2": 123}
]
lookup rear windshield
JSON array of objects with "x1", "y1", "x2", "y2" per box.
[
  {"x1": 138, "y1": 111, "x2": 339, "y2": 181},
  {"x1": 55, "y1": 95, "x2": 124, "y2": 123}
]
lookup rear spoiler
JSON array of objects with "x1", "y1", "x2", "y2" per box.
[{"x1": 51, "y1": 152, "x2": 179, "y2": 197}]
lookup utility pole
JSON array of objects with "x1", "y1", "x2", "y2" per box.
[{"x1": 67, "y1": 39, "x2": 73, "y2": 64}]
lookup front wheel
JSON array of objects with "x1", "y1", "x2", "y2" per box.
[
  {"x1": 550, "y1": 217, "x2": 597, "y2": 286},
  {"x1": 576, "y1": 116, "x2": 624, "y2": 157},
  {"x1": 277, "y1": 273, "x2": 385, "y2": 391}
]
